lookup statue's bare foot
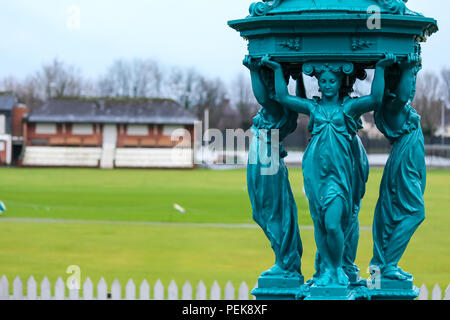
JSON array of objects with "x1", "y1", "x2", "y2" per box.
[
  {"x1": 261, "y1": 265, "x2": 299, "y2": 278},
  {"x1": 314, "y1": 270, "x2": 333, "y2": 286},
  {"x1": 383, "y1": 267, "x2": 409, "y2": 281},
  {"x1": 336, "y1": 268, "x2": 350, "y2": 286},
  {"x1": 397, "y1": 267, "x2": 413, "y2": 279}
]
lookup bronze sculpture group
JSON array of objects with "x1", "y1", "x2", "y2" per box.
[
  {"x1": 246, "y1": 51, "x2": 425, "y2": 282},
  {"x1": 230, "y1": 0, "x2": 438, "y2": 300}
]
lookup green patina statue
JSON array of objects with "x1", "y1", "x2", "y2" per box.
[
  {"x1": 245, "y1": 56, "x2": 304, "y2": 282},
  {"x1": 370, "y1": 54, "x2": 427, "y2": 282},
  {"x1": 261, "y1": 54, "x2": 395, "y2": 288},
  {"x1": 229, "y1": 0, "x2": 438, "y2": 300}
]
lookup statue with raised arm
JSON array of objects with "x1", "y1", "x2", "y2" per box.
[
  {"x1": 244, "y1": 56, "x2": 305, "y2": 297},
  {"x1": 370, "y1": 53, "x2": 426, "y2": 281},
  {"x1": 262, "y1": 54, "x2": 396, "y2": 287},
  {"x1": 230, "y1": 0, "x2": 437, "y2": 301},
  {"x1": 309, "y1": 70, "x2": 371, "y2": 287}
]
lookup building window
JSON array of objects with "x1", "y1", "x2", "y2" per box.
[
  {"x1": 72, "y1": 123, "x2": 94, "y2": 135},
  {"x1": 163, "y1": 125, "x2": 182, "y2": 136},
  {"x1": 127, "y1": 125, "x2": 148, "y2": 136},
  {"x1": 36, "y1": 123, "x2": 57, "y2": 135},
  {"x1": 0, "y1": 141, "x2": 4, "y2": 151}
]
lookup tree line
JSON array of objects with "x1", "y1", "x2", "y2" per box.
[
  {"x1": 0, "y1": 58, "x2": 259, "y2": 131},
  {"x1": 0, "y1": 58, "x2": 448, "y2": 138}
]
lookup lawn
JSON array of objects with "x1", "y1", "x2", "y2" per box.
[{"x1": 0, "y1": 168, "x2": 449, "y2": 296}]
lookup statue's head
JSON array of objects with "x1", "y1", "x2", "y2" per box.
[
  {"x1": 303, "y1": 62, "x2": 355, "y2": 99},
  {"x1": 317, "y1": 70, "x2": 342, "y2": 98},
  {"x1": 384, "y1": 63, "x2": 419, "y2": 104},
  {"x1": 260, "y1": 63, "x2": 292, "y2": 99},
  {"x1": 384, "y1": 65, "x2": 401, "y2": 95}
]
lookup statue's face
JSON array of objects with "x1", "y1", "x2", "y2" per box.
[{"x1": 318, "y1": 71, "x2": 341, "y2": 98}]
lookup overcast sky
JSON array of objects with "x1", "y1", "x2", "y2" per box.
[{"x1": 0, "y1": 0, "x2": 448, "y2": 83}]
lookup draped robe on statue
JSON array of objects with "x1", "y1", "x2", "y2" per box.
[
  {"x1": 371, "y1": 106, "x2": 426, "y2": 272},
  {"x1": 303, "y1": 98, "x2": 369, "y2": 280},
  {"x1": 247, "y1": 106, "x2": 304, "y2": 277}
]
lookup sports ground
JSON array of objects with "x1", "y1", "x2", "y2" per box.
[{"x1": 0, "y1": 168, "x2": 448, "y2": 294}]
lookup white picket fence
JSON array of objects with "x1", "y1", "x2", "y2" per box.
[
  {"x1": 0, "y1": 275, "x2": 253, "y2": 300},
  {"x1": 0, "y1": 275, "x2": 448, "y2": 300},
  {"x1": 417, "y1": 284, "x2": 450, "y2": 301}
]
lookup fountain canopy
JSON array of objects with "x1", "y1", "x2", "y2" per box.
[{"x1": 228, "y1": 0, "x2": 438, "y2": 68}]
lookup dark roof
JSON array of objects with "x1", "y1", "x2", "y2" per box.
[
  {"x1": 0, "y1": 93, "x2": 18, "y2": 111},
  {"x1": 27, "y1": 98, "x2": 198, "y2": 125}
]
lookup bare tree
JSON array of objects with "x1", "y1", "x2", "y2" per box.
[
  {"x1": 98, "y1": 58, "x2": 164, "y2": 98},
  {"x1": 230, "y1": 72, "x2": 258, "y2": 130},
  {"x1": 99, "y1": 59, "x2": 130, "y2": 97},
  {"x1": 441, "y1": 68, "x2": 450, "y2": 105},
  {"x1": 79, "y1": 78, "x2": 99, "y2": 98},
  {"x1": 1, "y1": 59, "x2": 87, "y2": 106},
  {"x1": 1, "y1": 75, "x2": 42, "y2": 108},
  {"x1": 194, "y1": 76, "x2": 229, "y2": 129},
  {"x1": 160, "y1": 67, "x2": 233, "y2": 129},
  {"x1": 440, "y1": 67, "x2": 450, "y2": 141},
  {"x1": 131, "y1": 59, "x2": 163, "y2": 97},
  {"x1": 34, "y1": 58, "x2": 84, "y2": 99},
  {"x1": 163, "y1": 67, "x2": 202, "y2": 109},
  {"x1": 413, "y1": 71, "x2": 444, "y2": 137},
  {"x1": 163, "y1": 68, "x2": 241, "y2": 130}
]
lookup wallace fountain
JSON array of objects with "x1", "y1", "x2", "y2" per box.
[{"x1": 228, "y1": 0, "x2": 438, "y2": 300}]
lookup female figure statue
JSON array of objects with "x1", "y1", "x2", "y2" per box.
[
  {"x1": 244, "y1": 56, "x2": 304, "y2": 279},
  {"x1": 370, "y1": 54, "x2": 426, "y2": 281},
  {"x1": 310, "y1": 71, "x2": 371, "y2": 286},
  {"x1": 262, "y1": 54, "x2": 396, "y2": 286}
]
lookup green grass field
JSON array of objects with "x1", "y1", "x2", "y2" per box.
[{"x1": 0, "y1": 167, "x2": 449, "y2": 296}]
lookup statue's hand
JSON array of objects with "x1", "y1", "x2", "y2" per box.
[
  {"x1": 261, "y1": 55, "x2": 281, "y2": 71},
  {"x1": 376, "y1": 53, "x2": 397, "y2": 68},
  {"x1": 400, "y1": 53, "x2": 421, "y2": 70},
  {"x1": 243, "y1": 55, "x2": 260, "y2": 71}
]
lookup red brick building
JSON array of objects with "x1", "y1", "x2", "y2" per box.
[
  {"x1": 0, "y1": 93, "x2": 30, "y2": 166},
  {"x1": 22, "y1": 98, "x2": 198, "y2": 168}
]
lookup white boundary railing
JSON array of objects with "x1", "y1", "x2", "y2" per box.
[
  {"x1": 0, "y1": 275, "x2": 448, "y2": 300},
  {"x1": 0, "y1": 275, "x2": 253, "y2": 300},
  {"x1": 417, "y1": 283, "x2": 450, "y2": 301}
]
